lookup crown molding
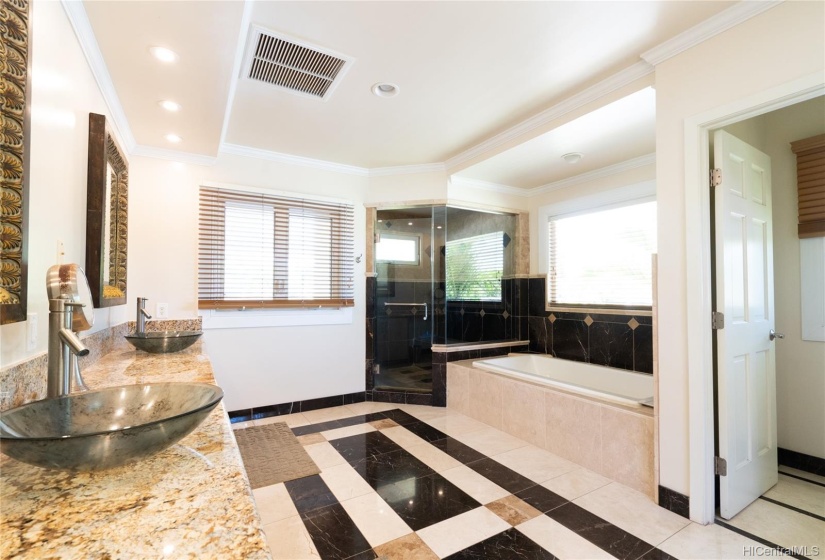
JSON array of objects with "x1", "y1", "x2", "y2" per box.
[
  {"x1": 449, "y1": 176, "x2": 530, "y2": 198},
  {"x1": 641, "y1": 1, "x2": 783, "y2": 66},
  {"x1": 444, "y1": 60, "x2": 654, "y2": 172},
  {"x1": 218, "y1": 0, "x2": 255, "y2": 147},
  {"x1": 529, "y1": 153, "x2": 656, "y2": 196},
  {"x1": 219, "y1": 143, "x2": 370, "y2": 176},
  {"x1": 131, "y1": 145, "x2": 217, "y2": 166},
  {"x1": 61, "y1": 0, "x2": 136, "y2": 153},
  {"x1": 369, "y1": 163, "x2": 446, "y2": 177}
]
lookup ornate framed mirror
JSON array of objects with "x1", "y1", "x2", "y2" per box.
[{"x1": 86, "y1": 113, "x2": 128, "y2": 308}]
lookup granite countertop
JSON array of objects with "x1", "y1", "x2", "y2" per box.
[{"x1": 0, "y1": 342, "x2": 271, "y2": 559}]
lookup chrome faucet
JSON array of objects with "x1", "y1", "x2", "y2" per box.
[
  {"x1": 47, "y1": 299, "x2": 90, "y2": 398},
  {"x1": 136, "y1": 297, "x2": 152, "y2": 334}
]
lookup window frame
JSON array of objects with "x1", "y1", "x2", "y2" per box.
[
  {"x1": 375, "y1": 232, "x2": 422, "y2": 266},
  {"x1": 445, "y1": 230, "x2": 506, "y2": 303},
  {"x1": 538, "y1": 180, "x2": 656, "y2": 316}
]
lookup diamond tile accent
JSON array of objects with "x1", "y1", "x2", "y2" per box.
[
  {"x1": 548, "y1": 314, "x2": 556, "y2": 323},
  {"x1": 460, "y1": 309, "x2": 465, "y2": 316},
  {"x1": 503, "y1": 233, "x2": 512, "y2": 248},
  {"x1": 628, "y1": 318, "x2": 640, "y2": 330},
  {"x1": 584, "y1": 315, "x2": 593, "y2": 327},
  {"x1": 425, "y1": 245, "x2": 432, "y2": 258},
  {"x1": 386, "y1": 308, "x2": 393, "y2": 316},
  {"x1": 502, "y1": 310, "x2": 510, "y2": 319},
  {"x1": 479, "y1": 310, "x2": 486, "y2": 318}
]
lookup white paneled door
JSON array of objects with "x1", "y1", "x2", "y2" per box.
[{"x1": 714, "y1": 130, "x2": 778, "y2": 520}]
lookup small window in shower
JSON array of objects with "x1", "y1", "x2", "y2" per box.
[
  {"x1": 376, "y1": 233, "x2": 420, "y2": 265},
  {"x1": 446, "y1": 231, "x2": 504, "y2": 302}
]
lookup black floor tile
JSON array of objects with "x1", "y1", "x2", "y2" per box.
[
  {"x1": 429, "y1": 437, "x2": 487, "y2": 464},
  {"x1": 329, "y1": 431, "x2": 402, "y2": 464},
  {"x1": 284, "y1": 475, "x2": 339, "y2": 515},
  {"x1": 404, "y1": 421, "x2": 449, "y2": 443},
  {"x1": 379, "y1": 409, "x2": 421, "y2": 426},
  {"x1": 351, "y1": 448, "x2": 436, "y2": 486},
  {"x1": 637, "y1": 548, "x2": 678, "y2": 560},
  {"x1": 300, "y1": 503, "x2": 374, "y2": 560},
  {"x1": 292, "y1": 414, "x2": 373, "y2": 436},
  {"x1": 345, "y1": 549, "x2": 378, "y2": 560},
  {"x1": 545, "y1": 502, "x2": 655, "y2": 560},
  {"x1": 444, "y1": 528, "x2": 559, "y2": 560},
  {"x1": 466, "y1": 457, "x2": 536, "y2": 494},
  {"x1": 376, "y1": 472, "x2": 481, "y2": 531},
  {"x1": 515, "y1": 484, "x2": 568, "y2": 514}
]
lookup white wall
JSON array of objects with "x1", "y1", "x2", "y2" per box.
[
  {"x1": 655, "y1": 1, "x2": 825, "y2": 494},
  {"x1": 0, "y1": 1, "x2": 128, "y2": 369}
]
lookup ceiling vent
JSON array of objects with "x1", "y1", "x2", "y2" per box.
[{"x1": 243, "y1": 27, "x2": 353, "y2": 101}]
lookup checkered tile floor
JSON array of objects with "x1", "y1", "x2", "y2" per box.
[{"x1": 233, "y1": 402, "x2": 822, "y2": 559}]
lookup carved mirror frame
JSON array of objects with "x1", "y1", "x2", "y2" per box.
[{"x1": 86, "y1": 113, "x2": 128, "y2": 308}]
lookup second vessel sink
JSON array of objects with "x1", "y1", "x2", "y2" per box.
[
  {"x1": 0, "y1": 382, "x2": 223, "y2": 471},
  {"x1": 125, "y1": 331, "x2": 203, "y2": 353}
]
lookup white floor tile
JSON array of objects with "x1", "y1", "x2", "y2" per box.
[
  {"x1": 303, "y1": 441, "x2": 346, "y2": 470},
  {"x1": 492, "y1": 445, "x2": 577, "y2": 484},
  {"x1": 416, "y1": 506, "x2": 510, "y2": 558},
  {"x1": 765, "y1": 474, "x2": 825, "y2": 517},
  {"x1": 319, "y1": 463, "x2": 375, "y2": 502},
  {"x1": 778, "y1": 466, "x2": 825, "y2": 485},
  {"x1": 301, "y1": 405, "x2": 358, "y2": 424},
  {"x1": 257, "y1": 413, "x2": 310, "y2": 428},
  {"x1": 231, "y1": 420, "x2": 255, "y2": 430},
  {"x1": 454, "y1": 427, "x2": 529, "y2": 457},
  {"x1": 424, "y1": 414, "x2": 489, "y2": 437},
  {"x1": 541, "y1": 468, "x2": 612, "y2": 501},
  {"x1": 516, "y1": 514, "x2": 614, "y2": 559},
  {"x1": 659, "y1": 522, "x2": 789, "y2": 560},
  {"x1": 344, "y1": 401, "x2": 399, "y2": 415},
  {"x1": 398, "y1": 404, "x2": 454, "y2": 421},
  {"x1": 253, "y1": 483, "x2": 299, "y2": 525},
  {"x1": 403, "y1": 442, "x2": 463, "y2": 473},
  {"x1": 321, "y1": 423, "x2": 376, "y2": 441},
  {"x1": 440, "y1": 465, "x2": 511, "y2": 505},
  {"x1": 573, "y1": 482, "x2": 691, "y2": 546},
  {"x1": 263, "y1": 515, "x2": 320, "y2": 559},
  {"x1": 382, "y1": 426, "x2": 428, "y2": 449},
  {"x1": 726, "y1": 497, "x2": 824, "y2": 554},
  {"x1": 340, "y1": 492, "x2": 413, "y2": 547}
]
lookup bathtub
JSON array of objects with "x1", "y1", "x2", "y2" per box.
[{"x1": 473, "y1": 353, "x2": 654, "y2": 407}]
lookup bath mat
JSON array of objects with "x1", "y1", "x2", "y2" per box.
[{"x1": 234, "y1": 422, "x2": 320, "y2": 489}]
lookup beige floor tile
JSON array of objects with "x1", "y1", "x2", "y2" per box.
[
  {"x1": 253, "y1": 483, "x2": 299, "y2": 525},
  {"x1": 319, "y1": 463, "x2": 375, "y2": 502},
  {"x1": 321, "y1": 423, "x2": 376, "y2": 441},
  {"x1": 398, "y1": 403, "x2": 453, "y2": 421},
  {"x1": 382, "y1": 426, "x2": 428, "y2": 449},
  {"x1": 301, "y1": 405, "x2": 358, "y2": 424},
  {"x1": 303, "y1": 441, "x2": 346, "y2": 470},
  {"x1": 417, "y1": 506, "x2": 510, "y2": 558},
  {"x1": 765, "y1": 474, "x2": 825, "y2": 517},
  {"x1": 345, "y1": 401, "x2": 399, "y2": 415},
  {"x1": 340, "y1": 493, "x2": 413, "y2": 547},
  {"x1": 425, "y1": 414, "x2": 489, "y2": 437},
  {"x1": 263, "y1": 515, "x2": 320, "y2": 559},
  {"x1": 403, "y1": 442, "x2": 463, "y2": 473},
  {"x1": 454, "y1": 427, "x2": 529, "y2": 457},
  {"x1": 486, "y1": 495, "x2": 542, "y2": 525},
  {"x1": 374, "y1": 533, "x2": 439, "y2": 560},
  {"x1": 726, "y1": 497, "x2": 824, "y2": 554},
  {"x1": 257, "y1": 412, "x2": 310, "y2": 428},
  {"x1": 297, "y1": 433, "x2": 326, "y2": 446},
  {"x1": 659, "y1": 522, "x2": 786, "y2": 560},
  {"x1": 778, "y1": 466, "x2": 825, "y2": 485},
  {"x1": 541, "y1": 468, "x2": 612, "y2": 501},
  {"x1": 573, "y1": 482, "x2": 690, "y2": 546},
  {"x1": 492, "y1": 445, "x2": 577, "y2": 484},
  {"x1": 369, "y1": 418, "x2": 400, "y2": 430},
  {"x1": 516, "y1": 515, "x2": 614, "y2": 559},
  {"x1": 440, "y1": 465, "x2": 511, "y2": 505}
]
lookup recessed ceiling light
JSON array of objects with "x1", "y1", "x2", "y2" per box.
[
  {"x1": 159, "y1": 100, "x2": 181, "y2": 112},
  {"x1": 562, "y1": 152, "x2": 584, "y2": 164},
  {"x1": 371, "y1": 82, "x2": 400, "y2": 98},
  {"x1": 150, "y1": 46, "x2": 178, "y2": 63},
  {"x1": 408, "y1": 222, "x2": 413, "y2": 226},
  {"x1": 165, "y1": 134, "x2": 182, "y2": 143}
]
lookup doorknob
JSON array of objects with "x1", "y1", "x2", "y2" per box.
[{"x1": 769, "y1": 330, "x2": 785, "y2": 341}]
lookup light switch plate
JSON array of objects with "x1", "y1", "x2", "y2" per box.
[{"x1": 156, "y1": 303, "x2": 169, "y2": 319}]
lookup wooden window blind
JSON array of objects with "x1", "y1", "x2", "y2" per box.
[
  {"x1": 198, "y1": 186, "x2": 354, "y2": 309},
  {"x1": 547, "y1": 201, "x2": 656, "y2": 307},
  {"x1": 791, "y1": 134, "x2": 825, "y2": 238}
]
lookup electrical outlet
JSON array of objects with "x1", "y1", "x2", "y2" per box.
[
  {"x1": 156, "y1": 303, "x2": 169, "y2": 319},
  {"x1": 27, "y1": 312, "x2": 37, "y2": 351}
]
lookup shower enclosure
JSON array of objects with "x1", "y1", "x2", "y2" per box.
[{"x1": 371, "y1": 205, "x2": 518, "y2": 393}]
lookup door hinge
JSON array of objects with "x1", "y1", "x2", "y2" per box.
[
  {"x1": 715, "y1": 456, "x2": 728, "y2": 476},
  {"x1": 712, "y1": 311, "x2": 725, "y2": 330},
  {"x1": 710, "y1": 168, "x2": 722, "y2": 187}
]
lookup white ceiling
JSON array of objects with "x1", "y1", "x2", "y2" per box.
[{"x1": 84, "y1": 1, "x2": 735, "y2": 169}]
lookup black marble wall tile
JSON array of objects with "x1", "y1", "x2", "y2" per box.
[
  {"x1": 589, "y1": 322, "x2": 634, "y2": 370},
  {"x1": 778, "y1": 447, "x2": 825, "y2": 476},
  {"x1": 528, "y1": 277, "x2": 546, "y2": 316},
  {"x1": 365, "y1": 359, "x2": 374, "y2": 391},
  {"x1": 634, "y1": 325, "x2": 654, "y2": 374},
  {"x1": 228, "y1": 409, "x2": 253, "y2": 422},
  {"x1": 552, "y1": 319, "x2": 589, "y2": 362},
  {"x1": 366, "y1": 276, "x2": 376, "y2": 319},
  {"x1": 516, "y1": 278, "x2": 529, "y2": 316},
  {"x1": 528, "y1": 316, "x2": 550, "y2": 354},
  {"x1": 405, "y1": 392, "x2": 434, "y2": 406},
  {"x1": 432, "y1": 352, "x2": 447, "y2": 365},
  {"x1": 371, "y1": 390, "x2": 406, "y2": 404},
  {"x1": 253, "y1": 402, "x2": 295, "y2": 419},
  {"x1": 365, "y1": 318, "x2": 375, "y2": 360},
  {"x1": 461, "y1": 312, "x2": 483, "y2": 342},
  {"x1": 658, "y1": 486, "x2": 690, "y2": 519},
  {"x1": 518, "y1": 316, "x2": 528, "y2": 341},
  {"x1": 300, "y1": 395, "x2": 345, "y2": 412},
  {"x1": 483, "y1": 313, "x2": 506, "y2": 340},
  {"x1": 432, "y1": 363, "x2": 447, "y2": 407},
  {"x1": 343, "y1": 392, "x2": 366, "y2": 405}
]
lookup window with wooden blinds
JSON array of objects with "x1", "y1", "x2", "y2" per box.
[
  {"x1": 198, "y1": 186, "x2": 354, "y2": 309},
  {"x1": 791, "y1": 134, "x2": 825, "y2": 238}
]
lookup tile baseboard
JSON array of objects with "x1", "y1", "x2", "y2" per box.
[
  {"x1": 658, "y1": 485, "x2": 690, "y2": 519},
  {"x1": 778, "y1": 447, "x2": 825, "y2": 477}
]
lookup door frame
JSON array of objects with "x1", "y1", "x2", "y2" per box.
[{"x1": 683, "y1": 72, "x2": 824, "y2": 525}]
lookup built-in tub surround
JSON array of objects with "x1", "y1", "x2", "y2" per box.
[
  {"x1": 0, "y1": 339, "x2": 269, "y2": 558},
  {"x1": 447, "y1": 360, "x2": 655, "y2": 497}
]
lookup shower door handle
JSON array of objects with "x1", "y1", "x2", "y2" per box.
[{"x1": 384, "y1": 302, "x2": 428, "y2": 321}]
